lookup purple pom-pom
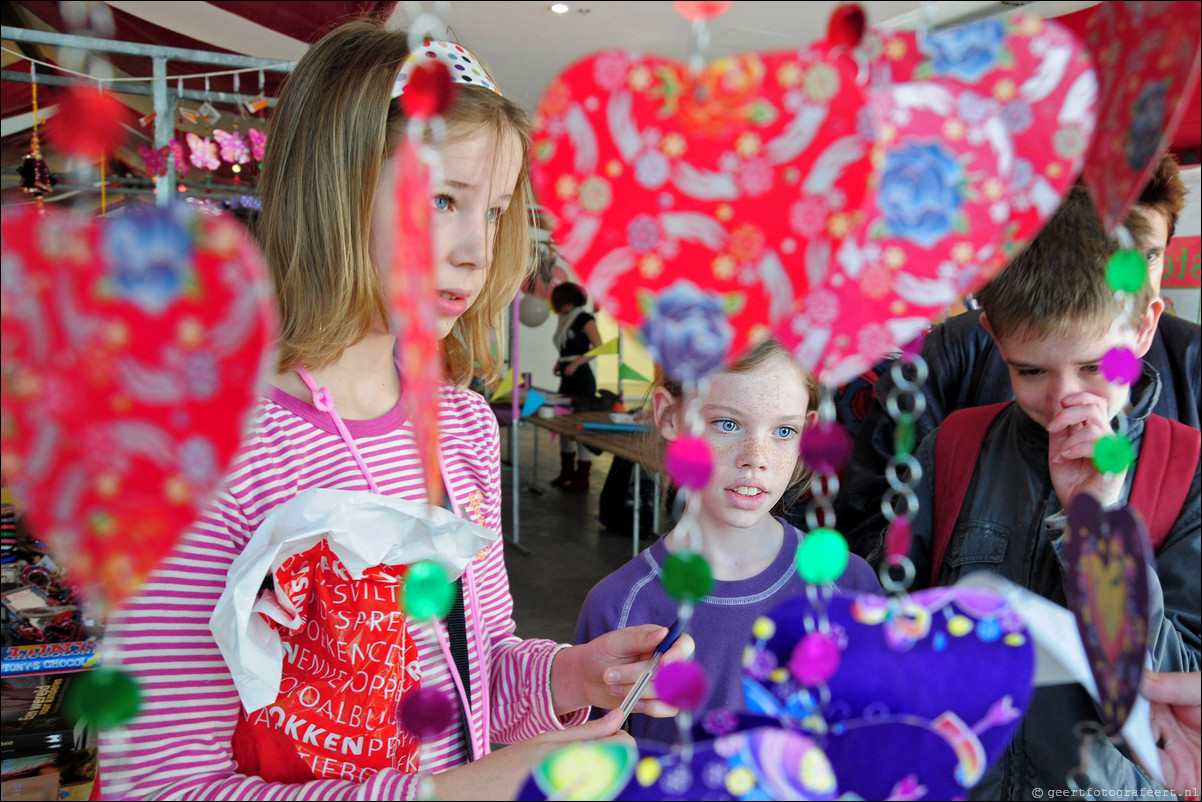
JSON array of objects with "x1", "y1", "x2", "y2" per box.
[
  {"x1": 1100, "y1": 346, "x2": 1141, "y2": 385},
  {"x1": 799, "y1": 421, "x2": 851, "y2": 475},
  {"x1": 396, "y1": 687, "x2": 455, "y2": 739}
]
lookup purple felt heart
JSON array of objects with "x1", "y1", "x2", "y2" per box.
[
  {"x1": 1063, "y1": 492, "x2": 1152, "y2": 735},
  {"x1": 744, "y1": 586, "x2": 1036, "y2": 799}
]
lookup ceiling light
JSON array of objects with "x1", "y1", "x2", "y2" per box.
[{"x1": 551, "y1": 3, "x2": 570, "y2": 13}]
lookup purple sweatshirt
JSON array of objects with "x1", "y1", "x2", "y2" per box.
[{"x1": 575, "y1": 518, "x2": 881, "y2": 744}]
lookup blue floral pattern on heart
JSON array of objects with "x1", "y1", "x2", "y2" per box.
[
  {"x1": 925, "y1": 19, "x2": 1007, "y2": 82},
  {"x1": 877, "y1": 141, "x2": 965, "y2": 248},
  {"x1": 640, "y1": 280, "x2": 733, "y2": 385}
]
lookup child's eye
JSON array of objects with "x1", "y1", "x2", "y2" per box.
[
  {"x1": 774, "y1": 426, "x2": 797, "y2": 439},
  {"x1": 713, "y1": 419, "x2": 738, "y2": 433},
  {"x1": 1145, "y1": 249, "x2": 1162, "y2": 265},
  {"x1": 1082, "y1": 364, "x2": 1100, "y2": 374},
  {"x1": 432, "y1": 194, "x2": 453, "y2": 211},
  {"x1": 1017, "y1": 368, "x2": 1043, "y2": 378}
]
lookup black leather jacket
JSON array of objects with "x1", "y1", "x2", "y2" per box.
[
  {"x1": 835, "y1": 310, "x2": 1202, "y2": 560},
  {"x1": 909, "y1": 366, "x2": 1201, "y2": 800}
]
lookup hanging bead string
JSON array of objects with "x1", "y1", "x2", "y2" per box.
[
  {"x1": 804, "y1": 387, "x2": 841, "y2": 534},
  {"x1": 1066, "y1": 720, "x2": 1105, "y2": 800},
  {"x1": 1093, "y1": 226, "x2": 1146, "y2": 478},
  {"x1": 879, "y1": 352, "x2": 927, "y2": 593}
]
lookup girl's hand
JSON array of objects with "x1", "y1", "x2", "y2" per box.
[
  {"x1": 430, "y1": 709, "x2": 631, "y2": 801},
  {"x1": 563, "y1": 360, "x2": 578, "y2": 377},
  {"x1": 1046, "y1": 392, "x2": 1127, "y2": 508},
  {"x1": 553, "y1": 363, "x2": 563, "y2": 377},
  {"x1": 551, "y1": 624, "x2": 694, "y2": 717}
]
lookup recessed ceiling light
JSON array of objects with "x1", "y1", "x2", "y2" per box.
[{"x1": 551, "y1": 3, "x2": 570, "y2": 13}]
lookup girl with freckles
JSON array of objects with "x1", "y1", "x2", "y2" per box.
[{"x1": 576, "y1": 339, "x2": 880, "y2": 744}]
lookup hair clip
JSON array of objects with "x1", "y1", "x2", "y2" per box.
[{"x1": 392, "y1": 40, "x2": 501, "y2": 99}]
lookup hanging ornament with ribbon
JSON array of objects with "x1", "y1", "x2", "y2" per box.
[{"x1": 18, "y1": 63, "x2": 56, "y2": 213}]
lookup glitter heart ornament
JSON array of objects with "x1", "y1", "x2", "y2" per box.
[
  {"x1": 1062, "y1": 492, "x2": 1152, "y2": 735},
  {"x1": 742, "y1": 586, "x2": 1036, "y2": 800},
  {"x1": 0, "y1": 204, "x2": 277, "y2": 609},
  {"x1": 519, "y1": 727, "x2": 837, "y2": 801}
]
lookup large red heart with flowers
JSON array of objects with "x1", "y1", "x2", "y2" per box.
[
  {"x1": 530, "y1": 47, "x2": 876, "y2": 358},
  {"x1": 1, "y1": 204, "x2": 276, "y2": 609},
  {"x1": 778, "y1": 15, "x2": 1097, "y2": 386}
]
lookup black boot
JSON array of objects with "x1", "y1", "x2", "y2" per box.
[
  {"x1": 562, "y1": 460, "x2": 592, "y2": 492},
  {"x1": 550, "y1": 452, "x2": 576, "y2": 486}
]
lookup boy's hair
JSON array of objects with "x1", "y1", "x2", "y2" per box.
[
  {"x1": 976, "y1": 185, "x2": 1155, "y2": 341},
  {"x1": 654, "y1": 339, "x2": 820, "y2": 516},
  {"x1": 258, "y1": 21, "x2": 534, "y2": 386},
  {"x1": 1136, "y1": 152, "x2": 1186, "y2": 239},
  {"x1": 550, "y1": 282, "x2": 587, "y2": 311}
]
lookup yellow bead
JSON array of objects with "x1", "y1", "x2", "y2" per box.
[
  {"x1": 726, "y1": 767, "x2": 756, "y2": 796},
  {"x1": 636, "y1": 757, "x2": 661, "y2": 787}
]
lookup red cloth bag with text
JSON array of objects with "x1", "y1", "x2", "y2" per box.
[{"x1": 231, "y1": 540, "x2": 422, "y2": 783}]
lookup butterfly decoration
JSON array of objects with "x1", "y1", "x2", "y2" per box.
[
  {"x1": 185, "y1": 132, "x2": 221, "y2": 171},
  {"x1": 137, "y1": 145, "x2": 171, "y2": 177},
  {"x1": 168, "y1": 139, "x2": 190, "y2": 176},
  {"x1": 213, "y1": 129, "x2": 250, "y2": 165},
  {"x1": 247, "y1": 128, "x2": 267, "y2": 163}
]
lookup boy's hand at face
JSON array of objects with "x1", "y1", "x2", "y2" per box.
[{"x1": 1046, "y1": 392, "x2": 1127, "y2": 508}]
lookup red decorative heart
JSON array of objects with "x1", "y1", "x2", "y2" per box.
[
  {"x1": 1079, "y1": 1, "x2": 1202, "y2": 231},
  {"x1": 1, "y1": 204, "x2": 276, "y2": 609},
  {"x1": 779, "y1": 15, "x2": 1097, "y2": 385},
  {"x1": 530, "y1": 47, "x2": 875, "y2": 357}
]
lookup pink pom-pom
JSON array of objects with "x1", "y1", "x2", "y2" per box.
[
  {"x1": 664, "y1": 435, "x2": 714, "y2": 490},
  {"x1": 789, "y1": 631, "x2": 842, "y2": 686},
  {"x1": 885, "y1": 517, "x2": 912, "y2": 561},
  {"x1": 653, "y1": 661, "x2": 709, "y2": 711},
  {"x1": 396, "y1": 687, "x2": 455, "y2": 739}
]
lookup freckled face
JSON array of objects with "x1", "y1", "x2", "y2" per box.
[{"x1": 677, "y1": 355, "x2": 811, "y2": 533}]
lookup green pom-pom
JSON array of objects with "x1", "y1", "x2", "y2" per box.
[
  {"x1": 404, "y1": 561, "x2": 454, "y2": 620},
  {"x1": 63, "y1": 667, "x2": 142, "y2": 730},
  {"x1": 797, "y1": 527, "x2": 849, "y2": 584},
  {"x1": 1092, "y1": 433, "x2": 1135, "y2": 474},
  {"x1": 1106, "y1": 250, "x2": 1146, "y2": 294},
  {"x1": 662, "y1": 552, "x2": 714, "y2": 603}
]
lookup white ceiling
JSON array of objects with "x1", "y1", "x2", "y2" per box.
[
  {"x1": 100, "y1": 1, "x2": 1099, "y2": 115},
  {"x1": 387, "y1": 1, "x2": 1099, "y2": 112}
]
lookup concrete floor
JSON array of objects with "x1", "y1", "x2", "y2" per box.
[{"x1": 498, "y1": 422, "x2": 662, "y2": 645}]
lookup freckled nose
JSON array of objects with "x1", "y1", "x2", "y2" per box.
[{"x1": 737, "y1": 435, "x2": 769, "y2": 469}]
